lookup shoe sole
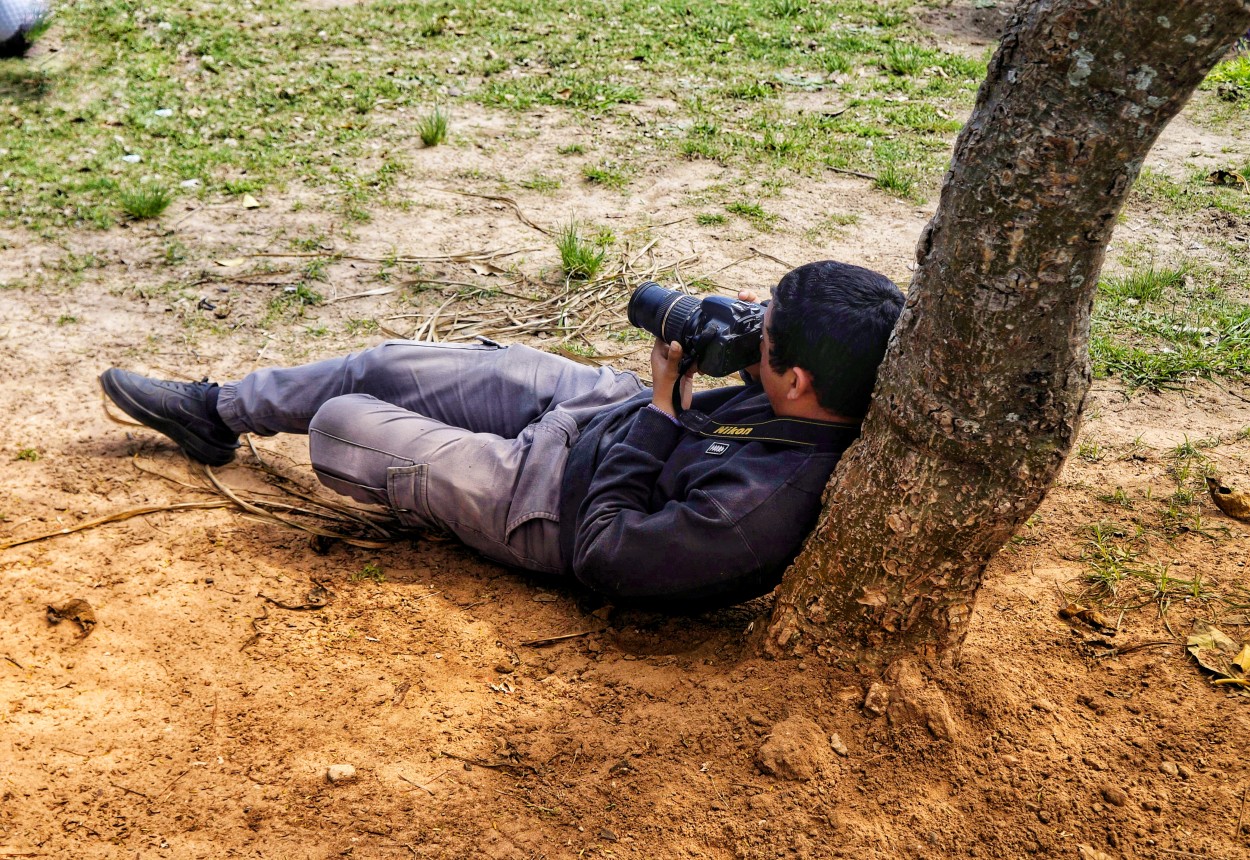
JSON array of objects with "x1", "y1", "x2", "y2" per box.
[{"x1": 99, "y1": 370, "x2": 237, "y2": 467}]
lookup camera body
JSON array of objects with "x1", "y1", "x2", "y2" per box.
[{"x1": 627, "y1": 282, "x2": 765, "y2": 377}]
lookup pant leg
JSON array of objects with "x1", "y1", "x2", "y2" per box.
[
  {"x1": 307, "y1": 393, "x2": 565, "y2": 573},
  {"x1": 216, "y1": 340, "x2": 640, "y2": 438}
]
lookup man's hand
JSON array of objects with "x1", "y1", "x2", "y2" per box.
[{"x1": 650, "y1": 338, "x2": 694, "y2": 417}]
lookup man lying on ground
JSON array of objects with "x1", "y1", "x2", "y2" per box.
[{"x1": 101, "y1": 260, "x2": 905, "y2": 607}]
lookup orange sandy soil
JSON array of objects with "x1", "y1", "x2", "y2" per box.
[{"x1": 3, "y1": 6, "x2": 1250, "y2": 859}]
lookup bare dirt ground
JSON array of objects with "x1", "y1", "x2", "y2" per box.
[{"x1": 4, "y1": 10, "x2": 1250, "y2": 860}]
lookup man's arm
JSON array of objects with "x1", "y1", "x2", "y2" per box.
[
  {"x1": 570, "y1": 405, "x2": 773, "y2": 603},
  {"x1": 570, "y1": 339, "x2": 822, "y2": 603}
]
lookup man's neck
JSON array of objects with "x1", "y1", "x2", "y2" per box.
[{"x1": 773, "y1": 400, "x2": 860, "y2": 425}]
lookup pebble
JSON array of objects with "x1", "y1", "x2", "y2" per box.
[
  {"x1": 1032, "y1": 697, "x2": 1059, "y2": 713},
  {"x1": 326, "y1": 764, "x2": 357, "y2": 783},
  {"x1": 154, "y1": 108, "x2": 174, "y2": 117},
  {"x1": 829, "y1": 733, "x2": 849, "y2": 757},
  {"x1": 863, "y1": 682, "x2": 889, "y2": 717},
  {"x1": 1177, "y1": 764, "x2": 1193, "y2": 779},
  {"x1": 121, "y1": 154, "x2": 142, "y2": 163},
  {"x1": 1101, "y1": 785, "x2": 1128, "y2": 807},
  {"x1": 179, "y1": 178, "x2": 201, "y2": 189},
  {"x1": 1159, "y1": 761, "x2": 1179, "y2": 777},
  {"x1": 1083, "y1": 755, "x2": 1108, "y2": 771}
]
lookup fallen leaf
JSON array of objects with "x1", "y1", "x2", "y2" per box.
[
  {"x1": 46, "y1": 599, "x2": 97, "y2": 637},
  {"x1": 469, "y1": 261, "x2": 509, "y2": 277},
  {"x1": 1059, "y1": 603, "x2": 1117, "y2": 635},
  {"x1": 1235, "y1": 644, "x2": 1250, "y2": 674},
  {"x1": 214, "y1": 258, "x2": 246, "y2": 268},
  {"x1": 240, "y1": 194, "x2": 261, "y2": 209},
  {"x1": 1206, "y1": 169, "x2": 1249, "y2": 191},
  {"x1": 554, "y1": 88, "x2": 572, "y2": 101},
  {"x1": 1187, "y1": 620, "x2": 1249, "y2": 693},
  {"x1": 1206, "y1": 475, "x2": 1250, "y2": 521}
]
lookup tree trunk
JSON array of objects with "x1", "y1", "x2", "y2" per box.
[{"x1": 766, "y1": 0, "x2": 1250, "y2": 669}]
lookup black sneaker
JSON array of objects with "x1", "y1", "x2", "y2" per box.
[{"x1": 100, "y1": 368, "x2": 240, "y2": 466}]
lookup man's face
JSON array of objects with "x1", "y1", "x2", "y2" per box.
[{"x1": 758, "y1": 302, "x2": 789, "y2": 413}]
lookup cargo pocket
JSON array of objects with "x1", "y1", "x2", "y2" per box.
[
  {"x1": 386, "y1": 463, "x2": 433, "y2": 529},
  {"x1": 505, "y1": 410, "x2": 579, "y2": 537}
]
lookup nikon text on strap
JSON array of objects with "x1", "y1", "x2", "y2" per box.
[{"x1": 678, "y1": 409, "x2": 860, "y2": 449}]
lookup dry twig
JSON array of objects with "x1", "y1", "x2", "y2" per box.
[{"x1": 520, "y1": 627, "x2": 608, "y2": 647}]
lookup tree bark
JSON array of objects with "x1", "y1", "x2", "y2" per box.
[{"x1": 766, "y1": 0, "x2": 1250, "y2": 669}]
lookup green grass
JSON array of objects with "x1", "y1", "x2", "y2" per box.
[
  {"x1": 873, "y1": 163, "x2": 915, "y2": 197},
  {"x1": 345, "y1": 318, "x2": 379, "y2": 336},
  {"x1": 14, "y1": 448, "x2": 40, "y2": 462},
  {"x1": 119, "y1": 185, "x2": 173, "y2": 219},
  {"x1": 582, "y1": 162, "x2": 629, "y2": 189},
  {"x1": 521, "y1": 174, "x2": 562, "y2": 193},
  {"x1": 555, "y1": 219, "x2": 608, "y2": 281},
  {"x1": 1099, "y1": 264, "x2": 1187, "y2": 303},
  {"x1": 726, "y1": 200, "x2": 776, "y2": 230},
  {"x1": 1076, "y1": 440, "x2": 1104, "y2": 463},
  {"x1": 264, "y1": 282, "x2": 325, "y2": 325},
  {"x1": 0, "y1": 0, "x2": 991, "y2": 233},
  {"x1": 349, "y1": 562, "x2": 386, "y2": 583},
  {"x1": 416, "y1": 106, "x2": 450, "y2": 147},
  {"x1": 1073, "y1": 437, "x2": 1241, "y2": 613},
  {"x1": 1078, "y1": 521, "x2": 1147, "y2": 600},
  {"x1": 1205, "y1": 54, "x2": 1250, "y2": 91},
  {"x1": 1095, "y1": 487, "x2": 1134, "y2": 509},
  {"x1": 1090, "y1": 261, "x2": 1250, "y2": 389}
]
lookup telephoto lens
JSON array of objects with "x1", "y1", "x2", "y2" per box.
[
  {"x1": 627, "y1": 281, "x2": 765, "y2": 377},
  {"x1": 627, "y1": 282, "x2": 701, "y2": 345}
]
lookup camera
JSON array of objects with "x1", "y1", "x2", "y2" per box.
[{"x1": 627, "y1": 282, "x2": 765, "y2": 377}]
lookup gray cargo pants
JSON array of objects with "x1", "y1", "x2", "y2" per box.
[{"x1": 215, "y1": 341, "x2": 644, "y2": 573}]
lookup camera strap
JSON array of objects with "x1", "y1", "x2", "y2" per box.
[{"x1": 677, "y1": 409, "x2": 860, "y2": 450}]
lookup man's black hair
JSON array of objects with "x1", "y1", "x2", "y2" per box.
[
  {"x1": 0, "y1": 32, "x2": 31, "y2": 58},
  {"x1": 767, "y1": 259, "x2": 905, "y2": 419}
]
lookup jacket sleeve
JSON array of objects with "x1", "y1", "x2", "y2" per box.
[{"x1": 570, "y1": 407, "x2": 784, "y2": 604}]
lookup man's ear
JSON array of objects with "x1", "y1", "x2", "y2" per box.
[{"x1": 789, "y1": 366, "x2": 815, "y2": 401}]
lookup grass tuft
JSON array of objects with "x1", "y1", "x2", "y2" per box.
[
  {"x1": 1091, "y1": 262, "x2": 1250, "y2": 389},
  {"x1": 119, "y1": 186, "x2": 173, "y2": 220},
  {"x1": 349, "y1": 561, "x2": 386, "y2": 583},
  {"x1": 582, "y1": 162, "x2": 629, "y2": 189},
  {"x1": 1099, "y1": 265, "x2": 1187, "y2": 303},
  {"x1": 726, "y1": 200, "x2": 776, "y2": 230},
  {"x1": 556, "y1": 219, "x2": 608, "y2": 281},
  {"x1": 873, "y1": 163, "x2": 915, "y2": 197},
  {"x1": 416, "y1": 107, "x2": 449, "y2": 147}
]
